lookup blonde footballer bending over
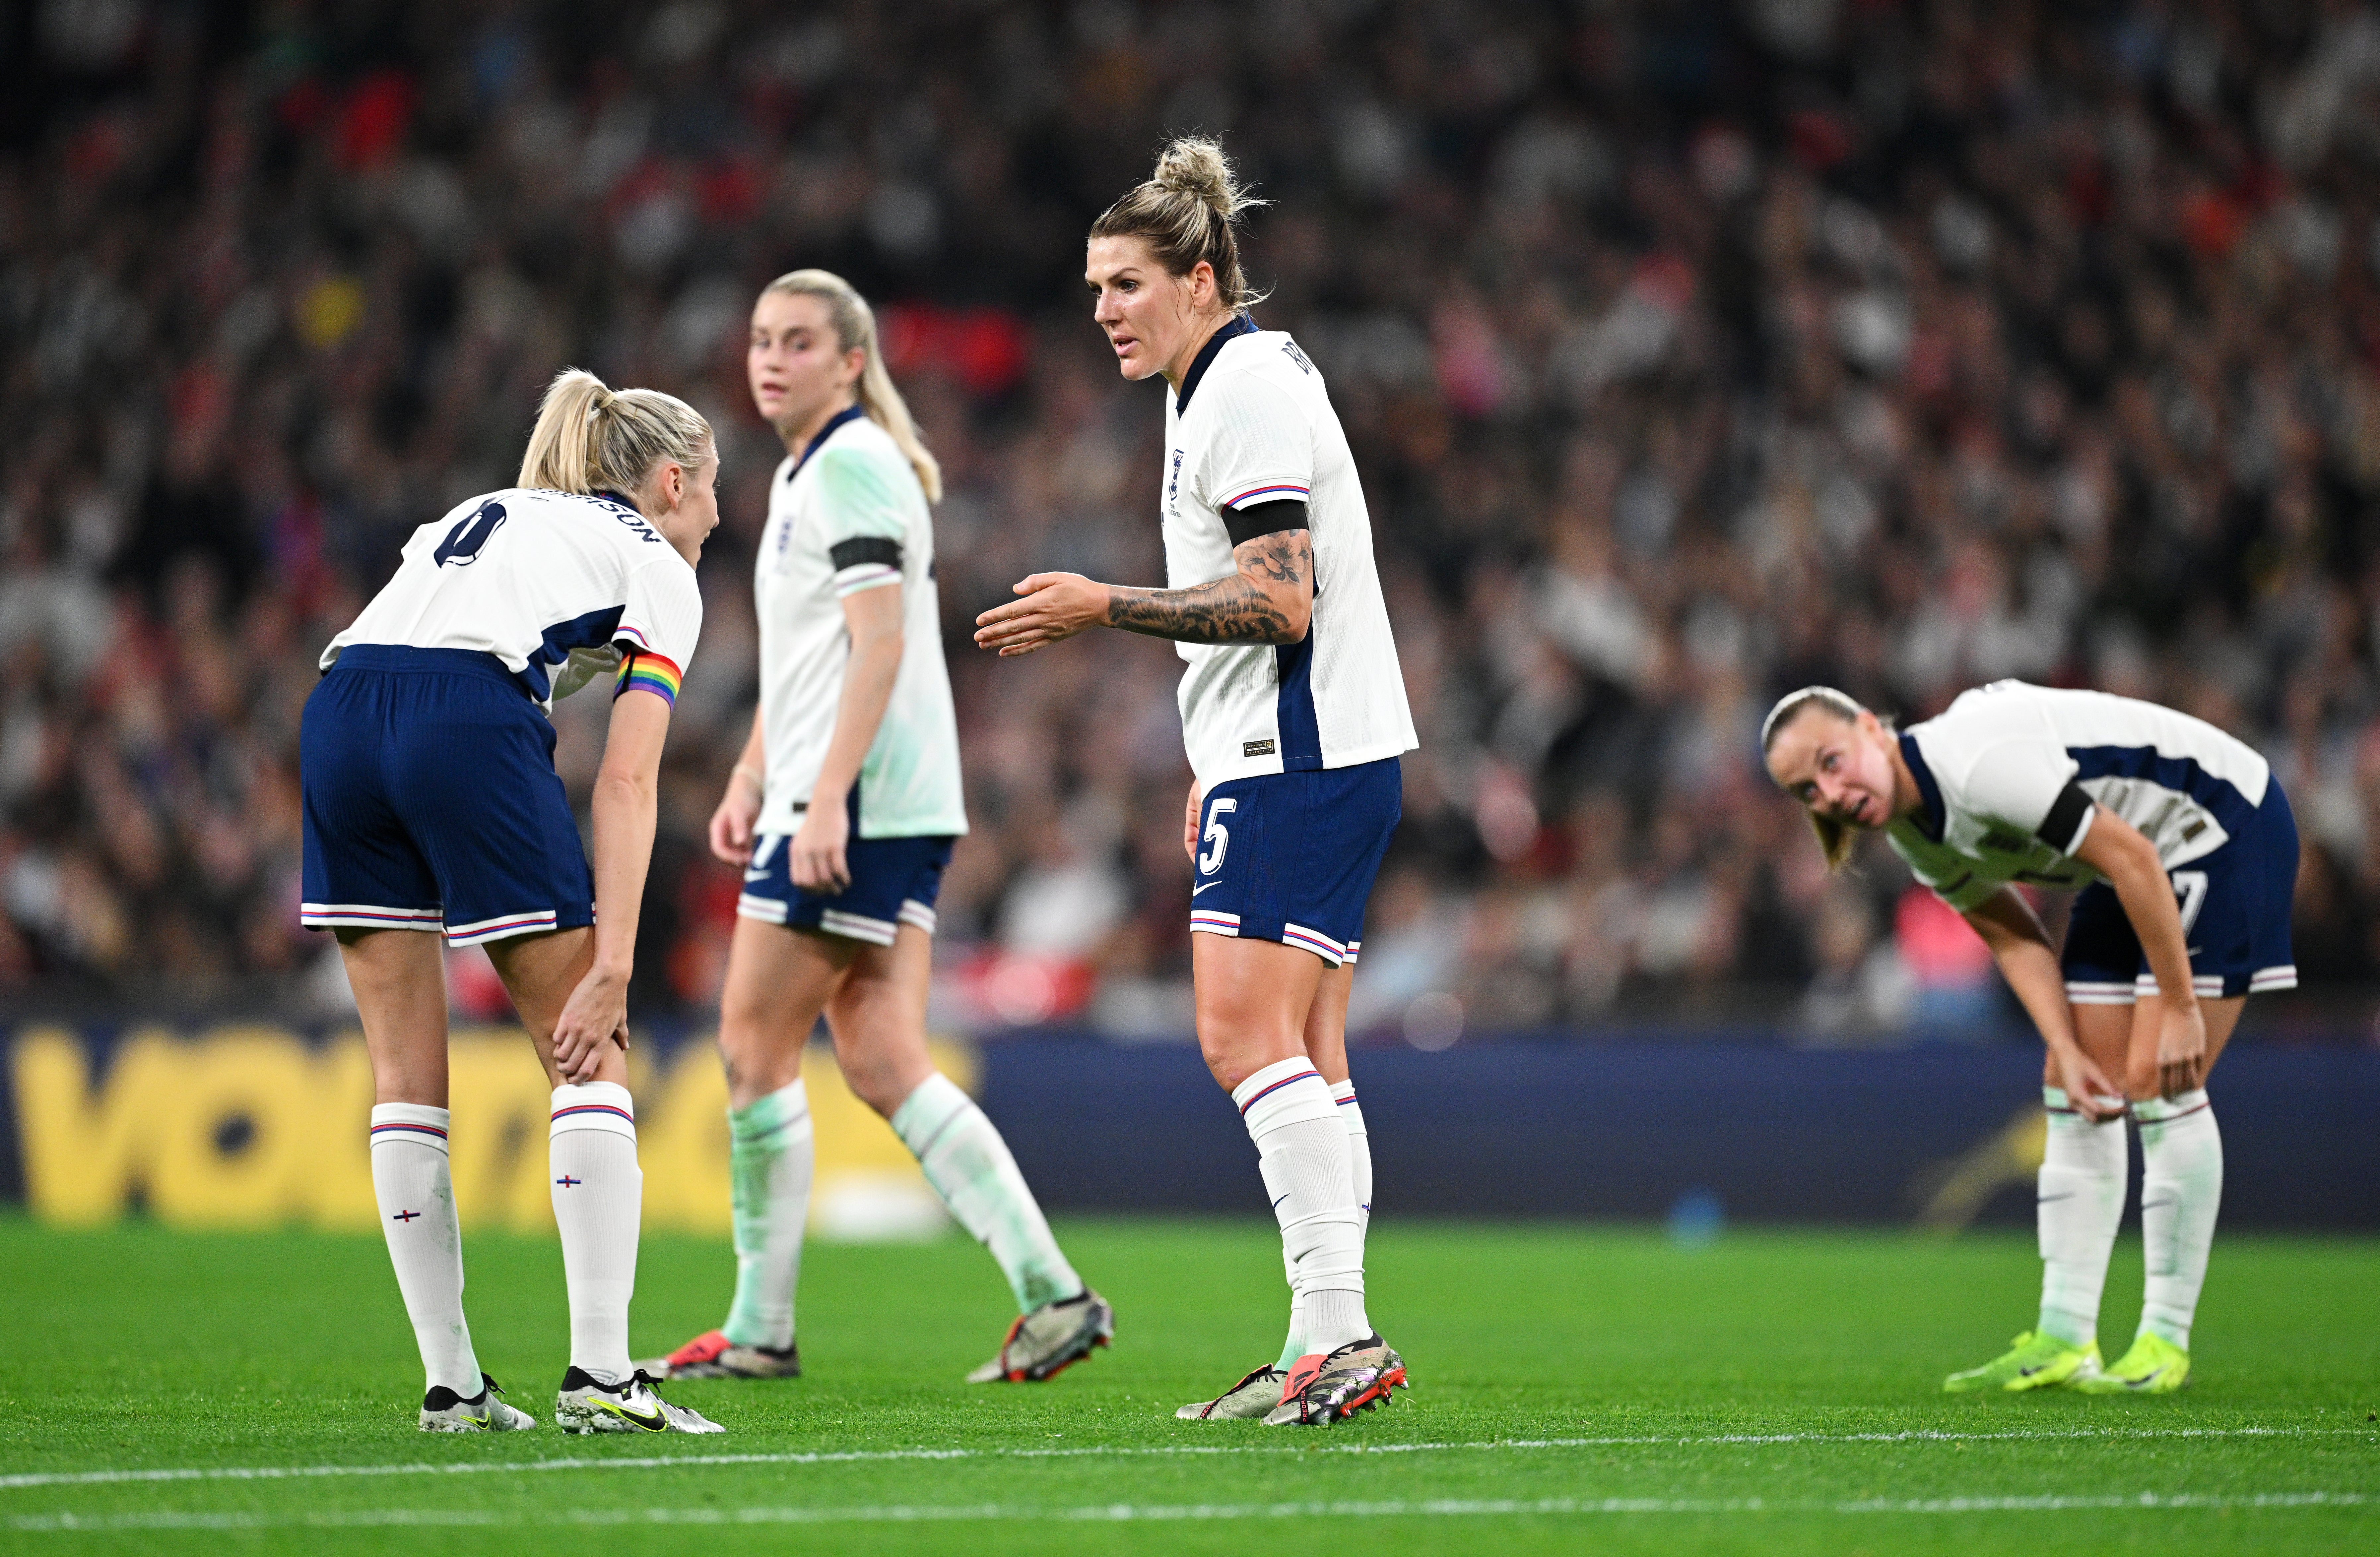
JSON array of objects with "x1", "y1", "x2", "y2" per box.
[
  {"x1": 641, "y1": 270, "x2": 1109, "y2": 1388},
  {"x1": 976, "y1": 138, "x2": 1418, "y2": 1425},
  {"x1": 303, "y1": 368, "x2": 723, "y2": 1433},
  {"x1": 1763, "y1": 680, "x2": 2299, "y2": 1394}
]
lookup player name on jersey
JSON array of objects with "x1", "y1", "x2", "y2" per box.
[{"x1": 324, "y1": 486, "x2": 702, "y2": 711}]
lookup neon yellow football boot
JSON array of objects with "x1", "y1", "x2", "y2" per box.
[
  {"x1": 2072, "y1": 1331, "x2": 2190, "y2": 1394},
  {"x1": 1941, "y1": 1331, "x2": 2102, "y2": 1393}
]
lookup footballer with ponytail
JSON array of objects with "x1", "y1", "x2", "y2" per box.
[
  {"x1": 302, "y1": 362, "x2": 722, "y2": 1436},
  {"x1": 639, "y1": 271, "x2": 1109, "y2": 1388}
]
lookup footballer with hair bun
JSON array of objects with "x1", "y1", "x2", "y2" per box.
[{"x1": 976, "y1": 136, "x2": 1418, "y2": 1426}]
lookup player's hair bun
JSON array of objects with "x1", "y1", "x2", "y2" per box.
[
  {"x1": 1151, "y1": 136, "x2": 1252, "y2": 221},
  {"x1": 1090, "y1": 136, "x2": 1269, "y2": 310}
]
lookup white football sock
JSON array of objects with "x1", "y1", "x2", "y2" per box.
[
  {"x1": 2134, "y1": 1089, "x2": 2222, "y2": 1351},
  {"x1": 1235, "y1": 1058, "x2": 1367, "y2": 1356},
  {"x1": 549, "y1": 1082, "x2": 641, "y2": 1382},
  {"x1": 2035, "y1": 1087, "x2": 2126, "y2": 1349},
  {"x1": 722, "y1": 1078, "x2": 813, "y2": 1351},
  {"x1": 369, "y1": 1103, "x2": 483, "y2": 1398},
  {"x1": 1278, "y1": 1078, "x2": 1373, "y2": 1371},
  {"x1": 891, "y1": 1073, "x2": 1082, "y2": 1312},
  {"x1": 1336, "y1": 1079, "x2": 1373, "y2": 1234}
]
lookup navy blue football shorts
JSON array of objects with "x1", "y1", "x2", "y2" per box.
[
  {"x1": 1187, "y1": 756, "x2": 1402, "y2": 968},
  {"x1": 2061, "y1": 778, "x2": 2299, "y2": 1004},
  {"x1": 300, "y1": 646, "x2": 595, "y2": 947},
  {"x1": 736, "y1": 801, "x2": 955, "y2": 947}
]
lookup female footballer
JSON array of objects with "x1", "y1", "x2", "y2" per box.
[
  {"x1": 1763, "y1": 680, "x2": 2298, "y2": 1394},
  {"x1": 302, "y1": 368, "x2": 723, "y2": 1433},
  {"x1": 974, "y1": 138, "x2": 1419, "y2": 1425},
  {"x1": 641, "y1": 270, "x2": 1110, "y2": 1388}
]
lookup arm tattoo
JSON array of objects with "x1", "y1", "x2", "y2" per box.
[{"x1": 1106, "y1": 530, "x2": 1312, "y2": 645}]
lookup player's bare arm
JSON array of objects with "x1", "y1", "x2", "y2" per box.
[
  {"x1": 2073, "y1": 806, "x2": 2208, "y2": 1095},
  {"x1": 1964, "y1": 885, "x2": 2122, "y2": 1120},
  {"x1": 972, "y1": 529, "x2": 1312, "y2": 656},
  {"x1": 790, "y1": 582, "x2": 904, "y2": 894}
]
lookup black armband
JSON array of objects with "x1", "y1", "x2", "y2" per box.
[
  {"x1": 1222, "y1": 498, "x2": 1308, "y2": 549},
  {"x1": 2037, "y1": 782, "x2": 2095, "y2": 855},
  {"x1": 829, "y1": 536, "x2": 903, "y2": 572}
]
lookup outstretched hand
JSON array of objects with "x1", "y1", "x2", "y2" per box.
[{"x1": 973, "y1": 573, "x2": 1108, "y2": 657}]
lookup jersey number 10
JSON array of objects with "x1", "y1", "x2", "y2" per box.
[{"x1": 434, "y1": 501, "x2": 507, "y2": 567}]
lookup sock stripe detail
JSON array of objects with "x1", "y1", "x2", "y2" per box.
[
  {"x1": 552, "y1": 1104, "x2": 635, "y2": 1124},
  {"x1": 369, "y1": 1122, "x2": 449, "y2": 1140},
  {"x1": 1238, "y1": 1068, "x2": 1322, "y2": 1115}
]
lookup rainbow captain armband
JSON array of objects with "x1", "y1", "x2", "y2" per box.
[{"x1": 614, "y1": 650, "x2": 683, "y2": 707}]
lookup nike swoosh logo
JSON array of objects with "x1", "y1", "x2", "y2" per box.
[
  {"x1": 599, "y1": 1399, "x2": 669, "y2": 1430},
  {"x1": 1192, "y1": 881, "x2": 1224, "y2": 896},
  {"x1": 2037, "y1": 1193, "x2": 2075, "y2": 1204},
  {"x1": 1272, "y1": 1192, "x2": 1292, "y2": 1210}
]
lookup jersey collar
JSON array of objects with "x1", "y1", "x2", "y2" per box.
[
  {"x1": 1172, "y1": 313, "x2": 1258, "y2": 414},
  {"x1": 1898, "y1": 731, "x2": 1946, "y2": 842},
  {"x1": 789, "y1": 404, "x2": 868, "y2": 482}
]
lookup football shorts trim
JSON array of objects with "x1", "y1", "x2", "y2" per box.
[
  {"x1": 1342, "y1": 940, "x2": 1361, "y2": 966},
  {"x1": 301, "y1": 903, "x2": 444, "y2": 932},
  {"x1": 737, "y1": 892, "x2": 789, "y2": 924},
  {"x1": 2064, "y1": 980, "x2": 2137, "y2": 1006},
  {"x1": 817, "y1": 907, "x2": 898, "y2": 946},
  {"x1": 1281, "y1": 921, "x2": 1347, "y2": 965},
  {"x1": 898, "y1": 899, "x2": 938, "y2": 934},
  {"x1": 2132, "y1": 973, "x2": 2226, "y2": 999},
  {"x1": 2248, "y1": 964, "x2": 2297, "y2": 992},
  {"x1": 1189, "y1": 909, "x2": 1242, "y2": 937},
  {"x1": 445, "y1": 909, "x2": 560, "y2": 947}
]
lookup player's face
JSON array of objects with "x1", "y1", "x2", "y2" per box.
[
  {"x1": 1085, "y1": 236, "x2": 1201, "y2": 382},
  {"x1": 749, "y1": 291, "x2": 862, "y2": 438},
  {"x1": 1766, "y1": 710, "x2": 1894, "y2": 830},
  {"x1": 648, "y1": 448, "x2": 721, "y2": 565}
]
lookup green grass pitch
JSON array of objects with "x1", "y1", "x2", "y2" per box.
[{"x1": 1, "y1": 1216, "x2": 2374, "y2": 1554}]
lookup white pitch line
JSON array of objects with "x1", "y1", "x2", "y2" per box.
[
  {"x1": 3, "y1": 1490, "x2": 2370, "y2": 1532},
  {"x1": 0, "y1": 1426, "x2": 2367, "y2": 1493}
]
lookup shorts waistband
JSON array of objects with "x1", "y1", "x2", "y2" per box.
[{"x1": 328, "y1": 645, "x2": 524, "y2": 687}]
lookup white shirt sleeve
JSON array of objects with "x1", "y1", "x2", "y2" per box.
[
  {"x1": 612, "y1": 558, "x2": 703, "y2": 704},
  {"x1": 813, "y1": 444, "x2": 910, "y2": 596},
  {"x1": 1954, "y1": 739, "x2": 2081, "y2": 841},
  {"x1": 1198, "y1": 376, "x2": 1314, "y2": 514}
]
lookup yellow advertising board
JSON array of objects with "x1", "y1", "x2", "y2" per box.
[{"x1": 8, "y1": 1026, "x2": 974, "y2": 1235}]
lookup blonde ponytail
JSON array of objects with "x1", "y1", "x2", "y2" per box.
[
  {"x1": 518, "y1": 368, "x2": 712, "y2": 498},
  {"x1": 760, "y1": 269, "x2": 943, "y2": 504}
]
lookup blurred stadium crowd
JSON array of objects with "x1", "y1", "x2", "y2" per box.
[{"x1": 3, "y1": 0, "x2": 2377, "y2": 1039}]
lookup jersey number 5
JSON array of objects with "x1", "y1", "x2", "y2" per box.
[
  {"x1": 1200, "y1": 797, "x2": 1237, "y2": 876},
  {"x1": 434, "y1": 501, "x2": 507, "y2": 567}
]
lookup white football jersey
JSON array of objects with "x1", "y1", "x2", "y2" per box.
[
  {"x1": 324, "y1": 486, "x2": 702, "y2": 711},
  {"x1": 754, "y1": 409, "x2": 966, "y2": 839},
  {"x1": 1887, "y1": 681, "x2": 2272, "y2": 912},
  {"x1": 1160, "y1": 317, "x2": 1417, "y2": 786}
]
